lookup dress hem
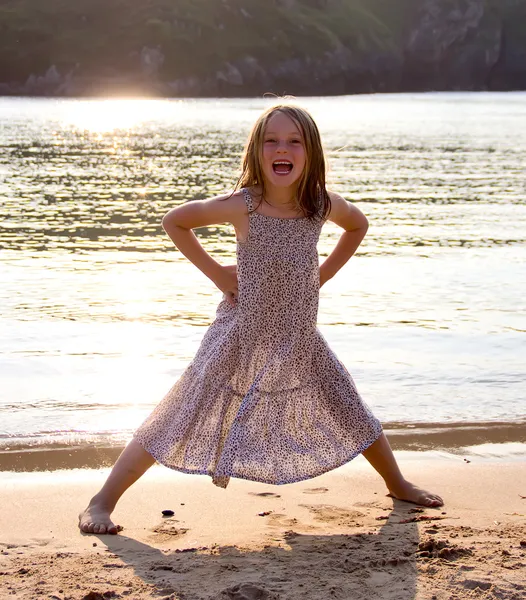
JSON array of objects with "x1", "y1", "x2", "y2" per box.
[{"x1": 133, "y1": 425, "x2": 383, "y2": 489}]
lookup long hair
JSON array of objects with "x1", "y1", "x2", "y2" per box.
[{"x1": 234, "y1": 104, "x2": 331, "y2": 221}]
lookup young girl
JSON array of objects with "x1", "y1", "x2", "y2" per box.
[{"x1": 79, "y1": 104, "x2": 443, "y2": 535}]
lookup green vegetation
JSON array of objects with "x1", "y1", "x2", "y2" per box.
[
  {"x1": 0, "y1": 0, "x2": 524, "y2": 94},
  {"x1": 0, "y1": 0, "x2": 410, "y2": 82}
]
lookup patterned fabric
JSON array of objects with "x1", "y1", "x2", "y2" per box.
[{"x1": 133, "y1": 188, "x2": 383, "y2": 488}]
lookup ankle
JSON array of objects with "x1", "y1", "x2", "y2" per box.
[
  {"x1": 385, "y1": 476, "x2": 409, "y2": 491},
  {"x1": 88, "y1": 493, "x2": 116, "y2": 512}
]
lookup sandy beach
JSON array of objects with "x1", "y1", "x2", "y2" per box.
[{"x1": 1, "y1": 453, "x2": 525, "y2": 600}]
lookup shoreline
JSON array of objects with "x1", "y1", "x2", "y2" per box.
[
  {"x1": 1, "y1": 420, "x2": 525, "y2": 472},
  {"x1": 1, "y1": 456, "x2": 524, "y2": 599}
]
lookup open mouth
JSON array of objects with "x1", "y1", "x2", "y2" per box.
[{"x1": 272, "y1": 160, "x2": 293, "y2": 175}]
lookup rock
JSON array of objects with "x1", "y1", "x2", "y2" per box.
[
  {"x1": 140, "y1": 46, "x2": 165, "y2": 77},
  {"x1": 403, "y1": 0, "x2": 502, "y2": 90},
  {"x1": 24, "y1": 65, "x2": 62, "y2": 92},
  {"x1": 43, "y1": 65, "x2": 62, "y2": 85},
  {"x1": 216, "y1": 62, "x2": 244, "y2": 86}
]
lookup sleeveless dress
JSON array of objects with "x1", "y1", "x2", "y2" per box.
[{"x1": 133, "y1": 188, "x2": 382, "y2": 488}]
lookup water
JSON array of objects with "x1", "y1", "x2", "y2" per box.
[{"x1": 1, "y1": 93, "x2": 525, "y2": 462}]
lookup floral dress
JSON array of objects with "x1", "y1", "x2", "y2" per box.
[{"x1": 133, "y1": 188, "x2": 382, "y2": 488}]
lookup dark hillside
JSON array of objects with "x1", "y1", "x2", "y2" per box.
[{"x1": 0, "y1": 0, "x2": 524, "y2": 96}]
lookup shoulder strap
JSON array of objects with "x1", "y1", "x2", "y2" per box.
[{"x1": 242, "y1": 187, "x2": 254, "y2": 212}]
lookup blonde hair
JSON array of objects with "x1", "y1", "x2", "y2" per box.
[{"x1": 234, "y1": 104, "x2": 331, "y2": 221}]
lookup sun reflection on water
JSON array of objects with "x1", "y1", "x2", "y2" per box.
[
  {"x1": 61, "y1": 98, "x2": 182, "y2": 133},
  {"x1": 1, "y1": 93, "x2": 526, "y2": 447}
]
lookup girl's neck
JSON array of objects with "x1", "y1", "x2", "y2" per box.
[{"x1": 258, "y1": 182, "x2": 298, "y2": 208}]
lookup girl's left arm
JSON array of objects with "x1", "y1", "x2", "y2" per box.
[{"x1": 319, "y1": 192, "x2": 369, "y2": 287}]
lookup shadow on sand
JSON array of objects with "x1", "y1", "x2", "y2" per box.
[{"x1": 92, "y1": 499, "x2": 425, "y2": 599}]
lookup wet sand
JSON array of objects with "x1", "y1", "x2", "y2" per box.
[
  {"x1": 2, "y1": 420, "x2": 525, "y2": 472},
  {"x1": 1, "y1": 454, "x2": 525, "y2": 599}
]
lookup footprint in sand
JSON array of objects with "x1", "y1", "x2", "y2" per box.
[
  {"x1": 217, "y1": 582, "x2": 279, "y2": 600},
  {"x1": 300, "y1": 504, "x2": 365, "y2": 526},
  {"x1": 265, "y1": 512, "x2": 319, "y2": 533},
  {"x1": 248, "y1": 492, "x2": 281, "y2": 498},
  {"x1": 302, "y1": 487, "x2": 329, "y2": 495},
  {"x1": 355, "y1": 500, "x2": 389, "y2": 510},
  {"x1": 267, "y1": 513, "x2": 299, "y2": 528},
  {"x1": 150, "y1": 519, "x2": 189, "y2": 542}
]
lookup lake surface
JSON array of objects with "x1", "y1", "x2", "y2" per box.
[{"x1": 1, "y1": 93, "x2": 525, "y2": 466}]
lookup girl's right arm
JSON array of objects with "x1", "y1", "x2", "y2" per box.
[{"x1": 161, "y1": 191, "x2": 246, "y2": 305}]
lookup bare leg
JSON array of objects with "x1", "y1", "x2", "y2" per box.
[
  {"x1": 78, "y1": 439, "x2": 156, "y2": 534},
  {"x1": 362, "y1": 432, "x2": 443, "y2": 507}
]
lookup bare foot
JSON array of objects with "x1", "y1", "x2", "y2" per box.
[
  {"x1": 387, "y1": 480, "x2": 444, "y2": 508},
  {"x1": 78, "y1": 503, "x2": 121, "y2": 535}
]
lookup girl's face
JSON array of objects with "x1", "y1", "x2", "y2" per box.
[{"x1": 261, "y1": 111, "x2": 306, "y2": 189}]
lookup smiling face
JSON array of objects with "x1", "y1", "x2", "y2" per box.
[
  {"x1": 260, "y1": 111, "x2": 306, "y2": 189},
  {"x1": 238, "y1": 104, "x2": 329, "y2": 219}
]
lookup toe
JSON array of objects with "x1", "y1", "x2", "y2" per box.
[
  {"x1": 426, "y1": 495, "x2": 443, "y2": 507},
  {"x1": 80, "y1": 522, "x2": 90, "y2": 533},
  {"x1": 78, "y1": 513, "x2": 87, "y2": 532}
]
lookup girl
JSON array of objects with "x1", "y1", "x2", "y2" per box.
[{"x1": 79, "y1": 104, "x2": 443, "y2": 535}]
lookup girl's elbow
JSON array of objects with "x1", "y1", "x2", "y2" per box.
[
  {"x1": 162, "y1": 208, "x2": 185, "y2": 232},
  {"x1": 352, "y1": 217, "x2": 368, "y2": 236},
  {"x1": 360, "y1": 223, "x2": 369, "y2": 243},
  {"x1": 161, "y1": 209, "x2": 174, "y2": 227}
]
